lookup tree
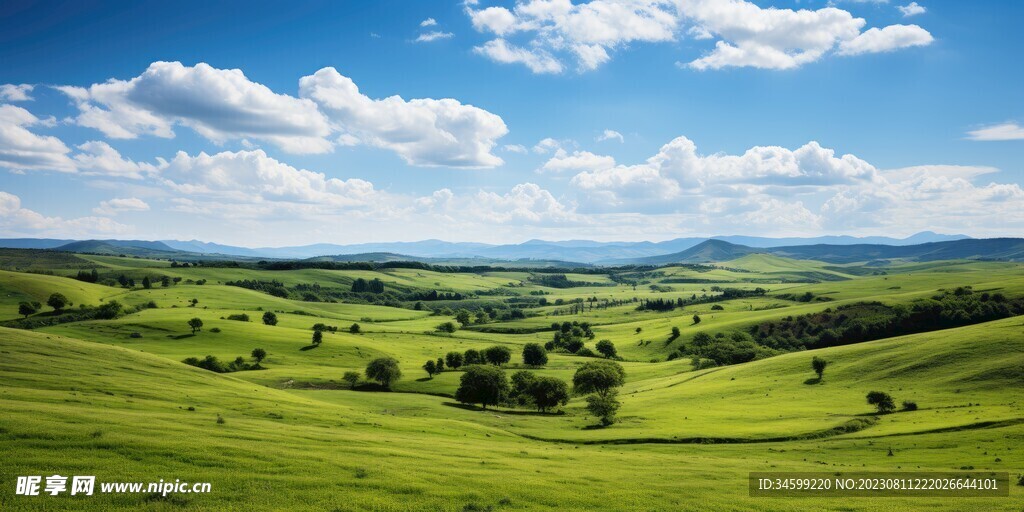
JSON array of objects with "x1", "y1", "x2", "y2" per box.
[
  {"x1": 455, "y1": 309, "x2": 472, "y2": 327},
  {"x1": 349, "y1": 323, "x2": 361, "y2": 334},
  {"x1": 435, "y1": 357, "x2": 445, "y2": 373},
  {"x1": 595, "y1": 339, "x2": 617, "y2": 358},
  {"x1": 423, "y1": 360, "x2": 437, "y2": 378},
  {"x1": 365, "y1": 357, "x2": 402, "y2": 389},
  {"x1": 47, "y1": 293, "x2": 69, "y2": 313},
  {"x1": 161, "y1": 275, "x2": 171, "y2": 287},
  {"x1": 586, "y1": 390, "x2": 621, "y2": 426},
  {"x1": 867, "y1": 391, "x2": 896, "y2": 414},
  {"x1": 573, "y1": 360, "x2": 626, "y2": 397},
  {"x1": 251, "y1": 348, "x2": 267, "y2": 366},
  {"x1": 510, "y1": 370, "x2": 537, "y2": 407},
  {"x1": 445, "y1": 351, "x2": 464, "y2": 370},
  {"x1": 343, "y1": 371, "x2": 361, "y2": 389},
  {"x1": 142, "y1": 276, "x2": 152, "y2": 289},
  {"x1": 262, "y1": 311, "x2": 278, "y2": 326},
  {"x1": 811, "y1": 356, "x2": 828, "y2": 380},
  {"x1": 692, "y1": 314, "x2": 701, "y2": 324},
  {"x1": 483, "y1": 345, "x2": 512, "y2": 366},
  {"x1": 463, "y1": 349, "x2": 482, "y2": 366},
  {"x1": 18, "y1": 301, "x2": 40, "y2": 319},
  {"x1": 670, "y1": 326, "x2": 681, "y2": 340},
  {"x1": 455, "y1": 365, "x2": 509, "y2": 410},
  {"x1": 436, "y1": 322, "x2": 457, "y2": 333},
  {"x1": 528, "y1": 376, "x2": 570, "y2": 413},
  {"x1": 188, "y1": 317, "x2": 203, "y2": 334},
  {"x1": 312, "y1": 330, "x2": 324, "y2": 346},
  {"x1": 351, "y1": 278, "x2": 368, "y2": 293},
  {"x1": 522, "y1": 343, "x2": 548, "y2": 366}
]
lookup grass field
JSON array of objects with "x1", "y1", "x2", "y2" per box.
[{"x1": 1, "y1": 251, "x2": 1022, "y2": 510}]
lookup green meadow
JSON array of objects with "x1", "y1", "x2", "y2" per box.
[{"x1": 0, "y1": 251, "x2": 1022, "y2": 511}]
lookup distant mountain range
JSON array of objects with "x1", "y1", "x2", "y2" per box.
[
  {"x1": 614, "y1": 238, "x2": 1024, "y2": 265},
  {"x1": 0, "y1": 232, "x2": 1016, "y2": 265}
]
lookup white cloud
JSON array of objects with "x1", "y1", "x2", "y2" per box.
[
  {"x1": 467, "y1": 0, "x2": 934, "y2": 73},
  {"x1": 0, "y1": 191, "x2": 130, "y2": 236},
  {"x1": 58, "y1": 62, "x2": 333, "y2": 154},
  {"x1": 0, "y1": 104, "x2": 76, "y2": 172},
  {"x1": 596, "y1": 129, "x2": 624, "y2": 143},
  {"x1": 898, "y1": 2, "x2": 926, "y2": 17},
  {"x1": 473, "y1": 39, "x2": 564, "y2": 74},
  {"x1": 966, "y1": 122, "x2": 1024, "y2": 141},
  {"x1": 421, "y1": 17, "x2": 438, "y2": 27},
  {"x1": 532, "y1": 137, "x2": 564, "y2": 154},
  {"x1": 502, "y1": 144, "x2": 529, "y2": 153},
  {"x1": 93, "y1": 197, "x2": 150, "y2": 216},
  {"x1": 0, "y1": 84, "x2": 34, "y2": 101},
  {"x1": 541, "y1": 149, "x2": 616, "y2": 173},
  {"x1": 73, "y1": 141, "x2": 157, "y2": 179},
  {"x1": 416, "y1": 31, "x2": 455, "y2": 42},
  {"x1": 837, "y1": 24, "x2": 933, "y2": 56},
  {"x1": 158, "y1": 149, "x2": 380, "y2": 207},
  {"x1": 422, "y1": 183, "x2": 579, "y2": 225},
  {"x1": 298, "y1": 67, "x2": 508, "y2": 167}
]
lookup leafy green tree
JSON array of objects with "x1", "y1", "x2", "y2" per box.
[
  {"x1": 18, "y1": 301, "x2": 40, "y2": 318},
  {"x1": 867, "y1": 391, "x2": 896, "y2": 414},
  {"x1": 692, "y1": 314, "x2": 701, "y2": 324},
  {"x1": 510, "y1": 370, "x2": 536, "y2": 407},
  {"x1": 435, "y1": 357, "x2": 445, "y2": 373},
  {"x1": 351, "y1": 278, "x2": 368, "y2": 293},
  {"x1": 670, "y1": 326, "x2": 681, "y2": 340},
  {"x1": 573, "y1": 360, "x2": 626, "y2": 397},
  {"x1": 436, "y1": 321, "x2": 457, "y2": 333},
  {"x1": 188, "y1": 317, "x2": 203, "y2": 334},
  {"x1": 811, "y1": 356, "x2": 828, "y2": 380},
  {"x1": 262, "y1": 311, "x2": 278, "y2": 326},
  {"x1": 423, "y1": 359, "x2": 437, "y2": 378},
  {"x1": 365, "y1": 357, "x2": 402, "y2": 389},
  {"x1": 455, "y1": 365, "x2": 508, "y2": 410},
  {"x1": 528, "y1": 376, "x2": 570, "y2": 413},
  {"x1": 483, "y1": 345, "x2": 512, "y2": 366},
  {"x1": 142, "y1": 276, "x2": 152, "y2": 289},
  {"x1": 455, "y1": 309, "x2": 472, "y2": 327},
  {"x1": 350, "y1": 323, "x2": 361, "y2": 334},
  {"x1": 463, "y1": 349, "x2": 482, "y2": 365},
  {"x1": 251, "y1": 348, "x2": 267, "y2": 366},
  {"x1": 445, "y1": 351, "x2": 464, "y2": 370},
  {"x1": 522, "y1": 343, "x2": 548, "y2": 366},
  {"x1": 343, "y1": 371, "x2": 360, "y2": 389},
  {"x1": 595, "y1": 339, "x2": 617, "y2": 358},
  {"x1": 47, "y1": 293, "x2": 69, "y2": 313},
  {"x1": 312, "y1": 330, "x2": 323, "y2": 346},
  {"x1": 586, "y1": 390, "x2": 621, "y2": 426},
  {"x1": 161, "y1": 275, "x2": 171, "y2": 287}
]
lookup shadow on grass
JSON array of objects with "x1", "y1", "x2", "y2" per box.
[
  {"x1": 170, "y1": 333, "x2": 196, "y2": 340},
  {"x1": 415, "y1": 377, "x2": 433, "y2": 382},
  {"x1": 299, "y1": 344, "x2": 319, "y2": 351},
  {"x1": 804, "y1": 377, "x2": 822, "y2": 385},
  {"x1": 441, "y1": 402, "x2": 564, "y2": 416}
]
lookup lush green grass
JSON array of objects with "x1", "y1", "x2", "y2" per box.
[{"x1": 1, "y1": 252, "x2": 1022, "y2": 510}]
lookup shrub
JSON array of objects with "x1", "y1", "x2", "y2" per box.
[
  {"x1": 901, "y1": 401, "x2": 918, "y2": 411},
  {"x1": 867, "y1": 391, "x2": 896, "y2": 414},
  {"x1": 262, "y1": 311, "x2": 278, "y2": 326},
  {"x1": 436, "y1": 321, "x2": 458, "y2": 333},
  {"x1": 209, "y1": 327, "x2": 222, "y2": 333},
  {"x1": 343, "y1": 371, "x2": 361, "y2": 389},
  {"x1": 129, "y1": 332, "x2": 143, "y2": 339},
  {"x1": 349, "y1": 323, "x2": 361, "y2": 334},
  {"x1": 227, "y1": 313, "x2": 250, "y2": 322},
  {"x1": 710, "y1": 304, "x2": 724, "y2": 311}
]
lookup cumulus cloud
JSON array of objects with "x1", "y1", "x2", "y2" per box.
[
  {"x1": 158, "y1": 149, "x2": 380, "y2": 207},
  {"x1": 58, "y1": 61, "x2": 333, "y2": 154},
  {"x1": 465, "y1": 0, "x2": 934, "y2": 73},
  {"x1": 502, "y1": 144, "x2": 529, "y2": 153},
  {"x1": 966, "y1": 122, "x2": 1024, "y2": 141},
  {"x1": 0, "y1": 84, "x2": 34, "y2": 101},
  {"x1": 541, "y1": 149, "x2": 616, "y2": 173},
  {"x1": 420, "y1": 183, "x2": 579, "y2": 225},
  {"x1": 473, "y1": 39, "x2": 564, "y2": 74},
  {"x1": 596, "y1": 129, "x2": 624, "y2": 143},
  {"x1": 0, "y1": 104, "x2": 76, "y2": 172},
  {"x1": 421, "y1": 17, "x2": 438, "y2": 27},
  {"x1": 898, "y1": 2, "x2": 926, "y2": 17},
  {"x1": 298, "y1": 67, "x2": 508, "y2": 167},
  {"x1": 93, "y1": 197, "x2": 150, "y2": 216},
  {"x1": 73, "y1": 141, "x2": 157, "y2": 179},
  {"x1": 0, "y1": 190, "x2": 130, "y2": 236},
  {"x1": 532, "y1": 137, "x2": 565, "y2": 154},
  {"x1": 837, "y1": 24, "x2": 933, "y2": 56}
]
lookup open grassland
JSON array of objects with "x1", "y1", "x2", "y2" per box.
[{"x1": 1, "y1": 252, "x2": 1022, "y2": 510}]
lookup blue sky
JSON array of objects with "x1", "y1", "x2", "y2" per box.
[{"x1": 0, "y1": 0, "x2": 1021, "y2": 246}]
